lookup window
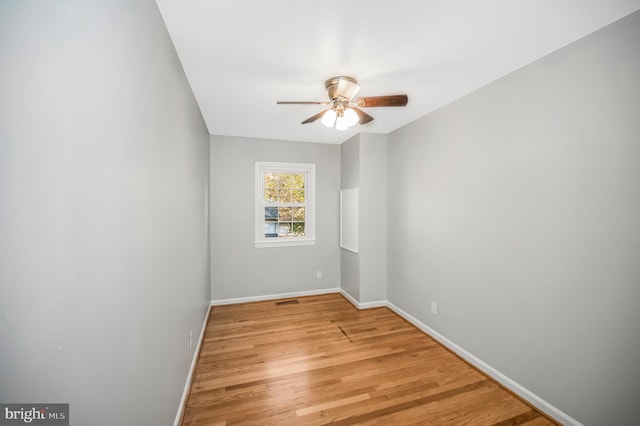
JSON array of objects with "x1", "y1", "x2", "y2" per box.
[{"x1": 255, "y1": 162, "x2": 315, "y2": 248}]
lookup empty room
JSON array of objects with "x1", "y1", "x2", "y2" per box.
[{"x1": 1, "y1": 1, "x2": 639, "y2": 425}]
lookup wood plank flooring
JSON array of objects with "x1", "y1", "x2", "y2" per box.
[{"x1": 181, "y1": 293, "x2": 557, "y2": 425}]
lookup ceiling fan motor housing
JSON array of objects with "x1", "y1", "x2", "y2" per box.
[{"x1": 325, "y1": 76, "x2": 360, "y2": 101}]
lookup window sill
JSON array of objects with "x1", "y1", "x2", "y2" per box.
[{"x1": 254, "y1": 239, "x2": 316, "y2": 248}]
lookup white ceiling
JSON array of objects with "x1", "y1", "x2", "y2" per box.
[{"x1": 156, "y1": 0, "x2": 639, "y2": 144}]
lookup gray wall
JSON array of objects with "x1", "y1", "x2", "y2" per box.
[
  {"x1": 210, "y1": 135, "x2": 340, "y2": 300},
  {"x1": 340, "y1": 135, "x2": 360, "y2": 300},
  {"x1": 340, "y1": 133, "x2": 388, "y2": 304},
  {"x1": 359, "y1": 133, "x2": 387, "y2": 303},
  {"x1": 387, "y1": 11, "x2": 640, "y2": 425},
  {"x1": 0, "y1": 1, "x2": 210, "y2": 425}
]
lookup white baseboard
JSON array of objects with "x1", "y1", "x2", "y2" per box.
[
  {"x1": 174, "y1": 303, "x2": 211, "y2": 426},
  {"x1": 210, "y1": 287, "x2": 341, "y2": 306},
  {"x1": 385, "y1": 301, "x2": 582, "y2": 426},
  {"x1": 339, "y1": 289, "x2": 359, "y2": 308},
  {"x1": 339, "y1": 289, "x2": 386, "y2": 310}
]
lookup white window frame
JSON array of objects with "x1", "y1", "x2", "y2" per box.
[{"x1": 254, "y1": 161, "x2": 316, "y2": 248}]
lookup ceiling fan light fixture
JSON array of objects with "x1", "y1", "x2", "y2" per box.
[
  {"x1": 335, "y1": 115, "x2": 349, "y2": 131},
  {"x1": 321, "y1": 109, "x2": 337, "y2": 127},
  {"x1": 344, "y1": 107, "x2": 359, "y2": 127}
]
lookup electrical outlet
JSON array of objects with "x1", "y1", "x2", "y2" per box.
[
  {"x1": 316, "y1": 270, "x2": 322, "y2": 279},
  {"x1": 189, "y1": 331, "x2": 193, "y2": 349},
  {"x1": 431, "y1": 302, "x2": 438, "y2": 315}
]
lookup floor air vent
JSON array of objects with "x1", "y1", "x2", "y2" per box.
[{"x1": 275, "y1": 299, "x2": 299, "y2": 306}]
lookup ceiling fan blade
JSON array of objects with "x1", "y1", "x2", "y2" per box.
[
  {"x1": 277, "y1": 101, "x2": 329, "y2": 105},
  {"x1": 355, "y1": 94, "x2": 408, "y2": 107},
  {"x1": 301, "y1": 109, "x2": 328, "y2": 124},
  {"x1": 352, "y1": 107, "x2": 374, "y2": 124}
]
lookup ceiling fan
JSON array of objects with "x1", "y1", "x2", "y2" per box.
[{"x1": 277, "y1": 76, "x2": 408, "y2": 131}]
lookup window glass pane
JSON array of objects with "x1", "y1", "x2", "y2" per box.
[
  {"x1": 291, "y1": 189, "x2": 305, "y2": 203},
  {"x1": 277, "y1": 222, "x2": 290, "y2": 236},
  {"x1": 265, "y1": 207, "x2": 278, "y2": 221},
  {"x1": 264, "y1": 188, "x2": 278, "y2": 203},
  {"x1": 292, "y1": 222, "x2": 305, "y2": 236},
  {"x1": 264, "y1": 173, "x2": 279, "y2": 190},
  {"x1": 278, "y1": 189, "x2": 292, "y2": 203},
  {"x1": 278, "y1": 207, "x2": 293, "y2": 221},
  {"x1": 292, "y1": 207, "x2": 305, "y2": 221},
  {"x1": 265, "y1": 222, "x2": 278, "y2": 237},
  {"x1": 277, "y1": 173, "x2": 301, "y2": 189}
]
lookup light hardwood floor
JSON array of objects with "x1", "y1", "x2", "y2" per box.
[{"x1": 181, "y1": 293, "x2": 557, "y2": 425}]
